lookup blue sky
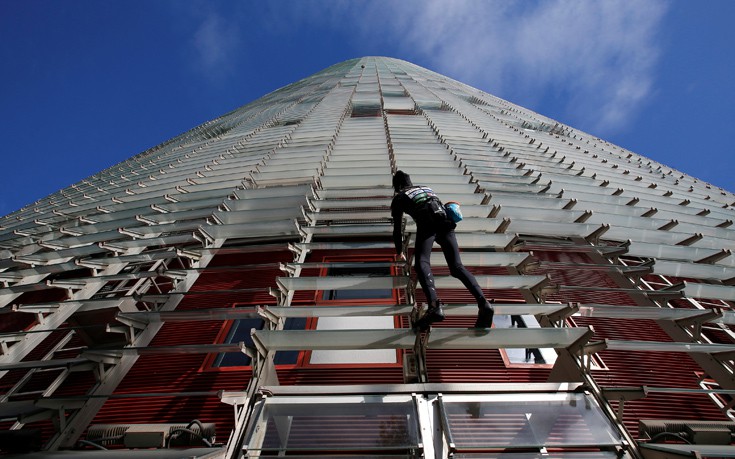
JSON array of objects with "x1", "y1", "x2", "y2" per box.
[{"x1": 1, "y1": 0, "x2": 733, "y2": 216}]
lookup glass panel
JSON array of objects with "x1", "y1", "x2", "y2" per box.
[
  {"x1": 152, "y1": 196, "x2": 226, "y2": 213},
  {"x1": 323, "y1": 264, "x2": 394, "y2": 300},
  {"x1": 301, "y1": 224, "x2": 392, "y2": 237},
  {"x1": 320, "y1": 175, "x2": 392, "y2": 189},
  {"x1": 67, "y1": 217, "x2": 140, "y2": 235},
  {"x1": 214, "y1": 318, "x2": 305, "y2": 367},
  {"x1": 232, "y1": 184, "x2": 311, "y2": 200},
  {"x1": 479, "y1": 182, "x2": 549, "y2": 194},
  {"x1": 453, "y1": 233, "x2": 515, "y2": 250},
  {"x1": 314, "y1": 187, "x2": 393, "y2": 199},
  {"x1": 676, "y1": 219, "x2": 735, "y2": 241},
  {"x1": 496, "y1": 207, "x2": 586, "y2": 223},
  {"x1": 251, "y1": 169, "x2": 320, "y2": 181},
  {"x1": 264, "y1": 154, "x2": 325, "y2": 165},
  {"x1": 383, "y1": 97, "x2": 415, "y2": 112},
  {"x1": 431, "y1": 252, "x2": 530, "y2": 268},
  {"x1": 140, "y1": 207, "x2": 215, "y2": 224},
  {"x1": 179, "y1": 180, "x2": 243, "y2": 194},
  {"x1": 225, "y1": 195, "x2": 306, "y2": 212},
  {"x1": 394, "y1": 152, "x2": 455, "y2": 163},
  {"x1": 472, "y1": 173, "x2": 539, "y2": 185},
  {"x1": 293, "y1": 241, "x2": 394, "y2": 251},
  {"x1": 507, "y1": 220, "x2": 603, "y2": 239},
  {"x1": 53, "y1": 229, "x2": 130, "y2": 248},
  {"x1": 245, "y1": 395, "x2": 419, "y2": 453},
  {"x1": 626, "y1": 241, "x2": 722, "y2": 264},
  {"x1": 683, "y1": 282, "x2": 735, "y2": 301},
  {"x1": 690, "y1": 234, "x2": 735, "y2": 251},
  {"x1": 441, "y1": 393, "x2": 621, "y2": 448},
  {"x1": 496, "y1": 314, "x2": 556, "y2": 365},
  {"x1": 315, "y1": 198, "x2": 391, "y2": 210},
  {"x1": 168, "y1": 187, "x2": 237, "y2": 203},
  {"x1": 580, "y1": 305, "x2": 735, "y2": 325},
  {"x1": 278, "y1": 276, "x2": 408, "y2": 292},
  {"x1": 569, "y1": 200, "x2": 656, "y2": 217},
  {"x1": 602, "y1": 227, "x2": 696, "y2": 245},
  {"x1": 103, "y1": 234, "x2": 197, "y2": 250},
  {"x1": 216, "y1": 208, "x2": 302, "y2": 224},
  {"x1": 252, "y1": 329, "x2": 416, "y2": 351},
  {"x1": 121, "y1": 220, "x2": 203, "y2": 236},
  {"x1": 651, "y1": 207, "x2": 734, "y2": 227},
  {"x1": 394, "y1": 174, "x2": 470, "y2": 186},
  {"x1": 323, "y1": 160, "x2": 389, "y2": 170},
  {"x1": 15, "y1": 244, "x2": 108, "y2": 263},
  {"x1": 202, "y1": 221, "x2": 299, "y2": 241},
  {"x1": 0, "y1": 358, "x2": 88, "y2": 371},
  {"x1": 264, "y1": 305, "x2": 413, "y2": 318},
  {"x1": 309, "y1": 211, "x2": 390, "y2": 223},
  {"x1": 605, "y1": 340, "x2": 735, "y2": 354},
  {"x1": 214, "y1": 318, "x2": 263, "y2": 367},
  {"x1": 585, "y1": 212, "x2": 678, "y2": 231},
  {"x1": 439, "y1": 193, "x2": 486, "y2": 205},
  {"x1": 653, "y1": 259, "x2": 735, "y2": 281},
  {"x1": 425, "y1": 328, "x2": 589, "y2": 350},
  {"x1": 311, "y1": 316, "x2": 398, "y2": 364},
  {"x1": 434, "y1": 275, "x2": 547, "y2": 291},
  {"x1": 323, "y1": 160, "x2": 391, "y2": 173}
]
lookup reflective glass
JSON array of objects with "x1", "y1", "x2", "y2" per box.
[
  {"x1": 441, "y1": 393, "x2": 621, "y2": 448},
  {"x1": 626, "y1": 241, "x2": 721, "y2": 263},
  {"x1": 682, "y1": 282, "x2": 735, "y2": 301},
  {"x1": 246, "y1": 396, "x2": 419, "y2": 453},
  {"x1": 653, "y1": 259, "x2": 735, "y2": 281},
  {"x1": 278, "y1": 275, "x2": 408, "y2": 292}
]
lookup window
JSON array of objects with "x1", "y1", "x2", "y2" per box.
[
  {"x1": 244, "y1": 394, "x2": 420, "y2": 455},
  {"x1": 320, "y1": 264, "x2": 394, "y2": 301},
  {"x1": 497, "y1": 314, "x2": 556, "y2": 367},
  {"x1": 438, "y1": 393, "x2": 622, "y2": 452},
  {"x1": 205, "y1": 308, "x2": 306, "y2": 370},
  {"x1": 309, "y1": 256, "x2": 401, "y2": 366}
]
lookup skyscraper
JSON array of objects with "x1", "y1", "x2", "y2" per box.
[{"x1": 1, "y1": 56, "x2": 734, "y2": 458}]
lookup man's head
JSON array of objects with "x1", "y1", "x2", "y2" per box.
[{"x1": 392, "y1": 170, "x2": 412, "y2": 192}]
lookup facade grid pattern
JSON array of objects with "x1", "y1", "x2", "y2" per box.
[{"x1": 0, "y1": 57, "x2": 734, "y2": 458}]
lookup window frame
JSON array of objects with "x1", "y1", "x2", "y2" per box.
[
  {"x1": 301, "y1": 254, "x2": 404, "y2": 368},
  {"x1": 200, "y1": 304, "x2": 307, "y2": 372},
  {"x1": 488, "y1": 300, "x2": 557, "y2": 369}
]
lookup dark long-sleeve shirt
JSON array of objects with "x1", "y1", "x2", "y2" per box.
[{"x1": 391, "y1": 186, "x2": 440, "y2": 255}]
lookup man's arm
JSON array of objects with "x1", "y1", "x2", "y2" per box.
[{"x1": 391, "y1": 198, "x2": 404, "y2": 257}]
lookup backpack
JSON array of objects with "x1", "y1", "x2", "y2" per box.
[
  {"x1": 444, "y1": 201, "x2": 463, "y2": 223},
  {"x1": 404, "y1": 186, "x2": 448, "y2": 225}
]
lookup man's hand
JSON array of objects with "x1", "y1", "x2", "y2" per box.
[{"x1": 397, "y1": 253, "x2": 407, "y2": 262}]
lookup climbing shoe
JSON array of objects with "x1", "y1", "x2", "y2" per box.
[{"x1": 474, "y1": 299, "x2": 495, "y2": 329}]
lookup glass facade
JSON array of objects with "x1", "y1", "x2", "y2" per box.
[{"x1": 0, "y1": 57, "x2": 733, "y2": 457}]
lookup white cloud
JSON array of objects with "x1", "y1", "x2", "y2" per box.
[
  {"x1": 293, "y1": 0, "x2": 669, "y2": 135},
  {"x1": 191, "y1": 11, "x2": 240, "y2": 78},
  {"x1": 183, "y1": 0, "x2": 667, "y2": 135}
]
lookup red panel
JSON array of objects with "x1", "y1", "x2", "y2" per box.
[
  {"x1": 81, "y1": 245, "x2": 732, "y2": 447},
  {"x1": 90, "y1": 250, "x2": 294, "y2": 442},
  {"x1": 90, "y1": 248, "x2": 406, "y2": 442},
  {"x1": 0, "y1": 311, "x2": 36, "y2": 334},
  {"x1": 534, "y1": 250, "x2": 730, "y2": 431}
]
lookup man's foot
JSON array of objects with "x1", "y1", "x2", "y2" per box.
[
  {"x1": 413, "y1": 301, "x2": 445, "y2": 331},
  {"x1": 474, "y1": 299, "x2": 494, "y2": 329}
]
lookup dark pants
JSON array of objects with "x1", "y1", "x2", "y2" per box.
[{"x1": 414, "y1": 225, "x2": 485, "y2": 306}]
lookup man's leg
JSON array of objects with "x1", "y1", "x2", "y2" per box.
[
  {"x1": 413, "y1": 229, "x2": 444, "y2": 329},
  {"x1": 436, "y1": 230, "x2": 494, "y2": 328},
  {"x1": 436, "y1": 230, "x2": 484, "y2": 301},
  {"x1": 414, "y1": 230, "x2": 438, "y2": 305}
]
